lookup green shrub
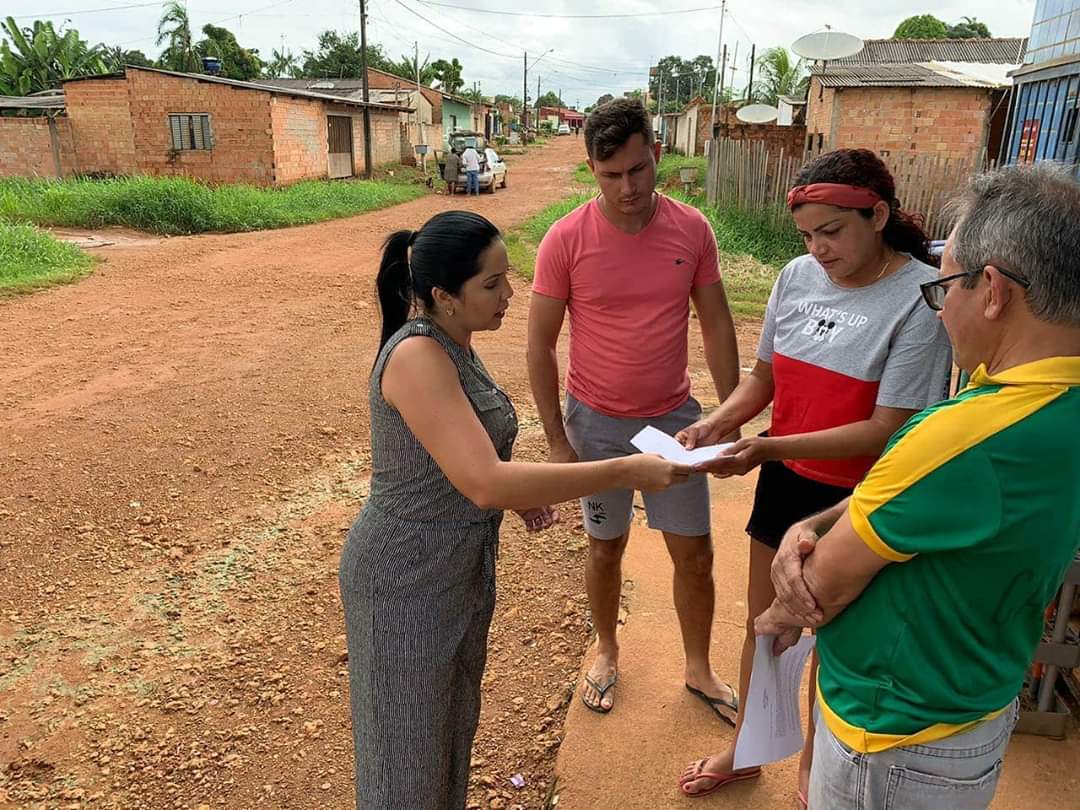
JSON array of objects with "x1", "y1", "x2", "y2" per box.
[
  {"x1": 0, "y1": 174, "x2": 425, "y2": 236},
  {"x1": 0, "y1": 223, "x2": 94, "y2": 293}
]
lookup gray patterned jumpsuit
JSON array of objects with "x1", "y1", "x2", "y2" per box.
[{"x1": 339, "y1": 319, "x2": 518, "y2": 810}]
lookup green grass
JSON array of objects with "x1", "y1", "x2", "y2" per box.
[
  {"x1": 0, "y1": 174, "x2": 426, "y2": 236},
  {"x1": 0, "y1": 222, "x2": 95, "y2": 294},
  {"x1": 506, "y1": 193, "x2": 593, "y2": 281}
]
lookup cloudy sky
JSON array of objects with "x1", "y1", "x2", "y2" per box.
[{"x1": 7, "y1": 0, "x2": 1037, "y2": 105}]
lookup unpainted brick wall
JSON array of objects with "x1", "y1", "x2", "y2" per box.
[
  {"x1": 805, "y1": 79, "x2": 836, "y2": 150},
  {"x1": 64, "y1": 77, "x2": 138, "y2": 175},
  {"x1": 0, "y1": 116, "x2": 75, "y2": 178},
  {"x1": 123, "y1": 69, "x2": 276, "y2": 185},
  {"x1": 833, "y1": 87, "x2": 993, "y2": 162},
  {"x1": 272, "y1": 96, "x2": 331, "y2": 183}
]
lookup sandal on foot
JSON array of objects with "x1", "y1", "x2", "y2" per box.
[
  {"x1": 685, "y1": 683, "x2": 739, "y2": 727},
  {"x1": 678, "y1": 759, "x2": 761, "y2": 798},
  {"x1": 581, "y1": 673, "x2": 617, "y2": 714}
]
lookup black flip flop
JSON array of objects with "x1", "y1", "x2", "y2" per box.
[
  {"x1": 685, "y1": 683, "x2": 738, "y2": 727},
  {"x1": 581, "y1": 673, "x2": 617, "y2": 714}
]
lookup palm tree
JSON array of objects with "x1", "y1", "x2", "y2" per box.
[
  {"x1": 264, "y1": 47, "x2": 299, "y2": 79},
  {"x1": 752, "y1": 47, "x2": 809, "y2": 106},
  {"x1": 393, "y1": 51, "x2": 436, "y2": 85},
  {"x1": 431, "y1": 57, "x2": 464, "y2": 94},
  {"x1": 0, "y1": 16, "x2": 108, "y2": 96},
  {"x1": 156, "y1": 1, "x2": 199, "y2": 73}
]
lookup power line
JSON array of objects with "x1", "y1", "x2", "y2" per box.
[
  {"x1": 12, "y1": 2, "x2": 162, "y2": 19},
  {"x1": 415, "y1": 1, "x2": 725, "y2": 19},
  {"x1": 392, "y1": 0, "x2": 520, "y2": 59}
]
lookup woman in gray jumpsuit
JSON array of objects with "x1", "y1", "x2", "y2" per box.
[{"x1": 340, "y1": 211, "x2": 691, "y2": 810}]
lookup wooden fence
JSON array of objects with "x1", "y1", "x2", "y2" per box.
[{"x1": 705, "y1": 138, "x2": 997, "y2": 240}]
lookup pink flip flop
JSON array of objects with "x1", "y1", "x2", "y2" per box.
[{"x1": 678, "y1": 759, "x2": 762, "y2": 799}]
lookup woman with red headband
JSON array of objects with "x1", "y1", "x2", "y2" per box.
[{"x1": 676, "y1": 149, "x2": 953, "y2": 803}]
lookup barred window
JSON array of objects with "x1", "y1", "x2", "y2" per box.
[{"x1": 169, "y1": 114, "x2": 213, "y2": 151}]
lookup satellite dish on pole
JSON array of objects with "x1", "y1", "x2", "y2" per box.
[
  {"x1": 791, "y1": 30, "x2": 864, "y2": 61},
  {"x1": 736, "y1": 104, "x2": 779, "y2": 124}
]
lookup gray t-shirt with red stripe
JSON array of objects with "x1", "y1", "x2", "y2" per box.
[{"x1": 759, "y1": 254, "x2": 953, "y2": 488}]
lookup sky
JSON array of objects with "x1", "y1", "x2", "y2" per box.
[{"x1": 6, "y1": 0, "x2": 1038, "y2": 106}]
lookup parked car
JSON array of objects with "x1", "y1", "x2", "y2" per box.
[
  {"x1": 440, "y1": 131, "x2": 507, "y2": 193},
  {"x1": 557, "y1": 122, "x2": 571, "y2": 136}
]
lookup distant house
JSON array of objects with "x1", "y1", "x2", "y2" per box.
[
  {"x1": 805, "y1": 38, "x2": 1026, "y2": 164},
  {"x1": 0, "y1": 65, "x2": 411, "y2": 185},
  {"x1": 1004, "y1": 0, "x2": 1080, "y2": 166},
  {"x1": 537, "y1": 106, "x2": 584, "y2": 131}
]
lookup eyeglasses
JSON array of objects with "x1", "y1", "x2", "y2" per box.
[{"x1": 920, "y1": 267, "x2": 1032, "y2": 311}]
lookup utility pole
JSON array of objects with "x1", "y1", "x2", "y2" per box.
[
  {"x1": 728, "y1": 41, "x2": 739, "y2": 98},
  {"x1": 523, "y1": 51, "x2": 529, "y2": 144},
  {"x1": 358, "y1": 0, "x2": 373, "y2": 179},
  {"x1": 415, "y1": 40, "x2": 426, "y2": 173},
  {"x1": 746, "y1": 43, "x2": 756, "y2": 103},
  {"x1": 710, "y1": 0, "x2": 727, "y2": 126},
  {"x1": 536, "y1": 73, "x2": 541, "y2": 134}
]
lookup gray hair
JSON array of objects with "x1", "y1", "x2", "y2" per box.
[{"x1": 950, "y1": 162, "x2": 1080, "y2": 326}]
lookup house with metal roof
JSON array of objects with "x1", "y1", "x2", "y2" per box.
[
  {"x1": 1004, "y1": 0, "x2": 1080, "y2": 166},
  {"x1": 805, "y1": 37, "x2": 1025, "y2": 165},
  {"x1": 0, "y1": 65, "x2": 412, "y2": 185}
]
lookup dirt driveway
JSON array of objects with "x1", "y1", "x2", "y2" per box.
[{"x1": 0, "y1": 136, "x2": 609, "y2": 810}]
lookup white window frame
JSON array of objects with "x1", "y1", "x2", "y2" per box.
[{"x1": 168, "y1": 113, "x2": 214, "y2": 151}]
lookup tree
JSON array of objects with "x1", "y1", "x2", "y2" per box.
[
  {"x1": 301, "y1": 30, "x2": 394, "y2": 78},
  {"x1": 594, "y1": 93, "x2": 614, "y2": 108},
  {"x1": 264, "y1": 48, "x2": 300, "y2": 79},
  {"x1": 494, "y1": 93, "x2": 521, "y2": 111},
  {"x1": 946, "y1": 16, "x2": 992, "y2": 38},
  {"x1": 156, "y1": 0, "x2": 199, "y2": 72},
  {"x1": 430, "y1": 57, "x2": 464, "y2": 94},
  {"x1": 894, "y1": 14, "x2": 949, "y2": 39},
  {"x1": 753, "y1": 47, "x2": 809, "y2": 106},
  {"x1": 648, "y1": 54, "x2": 717, "y2": 113},
  {"x1": 195, "y1": 24, "x2": 262, "y2": 80},
  {"x1": 536, "y1": 90, "x2": 564, "y2": 108},
  {"x1": 0, "y1": 17, "x2": 108, "y2": 96},
  {"x1": 104, "y1": 46, "x2": 151, "y2": 70},
  {"x1": 388, "y1": 50, "x2": 437, "y2": 85}
]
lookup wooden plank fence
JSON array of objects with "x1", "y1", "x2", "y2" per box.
[{"x1": 705, "y1": 138, "x2": 997, "y2": 240}]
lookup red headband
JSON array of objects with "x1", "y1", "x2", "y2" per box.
[{"x1": 787, "y1": 183, "x2": 884, "y2": 210}]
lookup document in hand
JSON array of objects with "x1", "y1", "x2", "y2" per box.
[
  {"x1": 733, "y1": 634, "x2": 817, "y2": 771},
  {"x1": 629, "y1": 425, "x2": 733, "y2": 466}
]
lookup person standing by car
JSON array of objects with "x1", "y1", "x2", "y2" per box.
[
  {"x1": 461, "y1": 143, "x2": 481, "y2": 196},
  {"x1": 442, "y1": 148, "x2": 461, "y2": 196}
]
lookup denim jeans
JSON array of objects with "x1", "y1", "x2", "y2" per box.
[
  {"x1": 466, "y1": 170, "x2": 480, "y2": 194},
  {"x1": 810, "y1": 699, "x2": 1019, "y2": 809}
]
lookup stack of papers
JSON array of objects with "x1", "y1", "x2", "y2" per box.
[{"x1": 629, "y1": 425, "x2": 733, "y2": 465}]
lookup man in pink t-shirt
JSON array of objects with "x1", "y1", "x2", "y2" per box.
[{"x1": 527, "y1": 98, "x2": 741, "y2": 718}]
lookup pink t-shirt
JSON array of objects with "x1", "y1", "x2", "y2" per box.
[{"x1": 533, "y1": 194, "x2": 721, "y2": 418}]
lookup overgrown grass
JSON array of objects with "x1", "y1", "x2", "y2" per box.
[
  {"x1": 506, "y1": 193, "x2": 593, "y2": 281},
  {"x1": 0, "y1": 223, "x2": 94, "y2": 294},
  {"x1": 0, "y1": 175, "x2": 426, "y2": 236}
]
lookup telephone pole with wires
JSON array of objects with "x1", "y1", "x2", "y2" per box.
[
  {"x1": 358, "y1": 0, "x2": 373, "y2": 179},
  {"x1": 710, "y1": 0, "x2": 727, "y2": 127}
]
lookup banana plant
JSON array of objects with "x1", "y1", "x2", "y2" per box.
[{"x1": 0, "y1": 16, "x2": 108, "y2": 96}]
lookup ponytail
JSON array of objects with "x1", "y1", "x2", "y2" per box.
[
  {"x1": 372, "y1": 211, "x2": 502, "y2": 367},
  {"x1": 375, "y1": 229, "x2": 416, "y2": 357},
  {"x1": 882, "y1": 205, "x2": 930, "y2": 263}
]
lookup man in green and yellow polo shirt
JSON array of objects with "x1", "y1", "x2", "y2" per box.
[{"x1": 756, "y1": 162, "x2": 1080, "y2": 809}]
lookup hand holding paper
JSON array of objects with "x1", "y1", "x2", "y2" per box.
[{"x1": 630, "y1": 426, "x2": 734, "y2": 466}]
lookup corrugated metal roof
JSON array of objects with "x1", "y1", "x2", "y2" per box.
[
  {"x1": 0, "y1": 94, "x2": 66, "y2": 110},
  {"x1": 832, "y1": 38, "x2": 1027, "y2": 65},
  {"x1": 63, "y1": 66, "x2": 412, "y2": 112},
  {"x1": 815, "y1": 61, "x2": 1011, "y2": 89}
]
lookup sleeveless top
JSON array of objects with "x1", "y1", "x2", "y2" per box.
[{"x1": 365, "y1": 318, "x2": 519, "y2": 525}]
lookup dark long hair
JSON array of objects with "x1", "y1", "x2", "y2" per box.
[
  {"x1": 375, "y1": 210, "x2": 501, "y2": 357},
  {"x1": 793, "y1": 149, "x2": 930, "y2": 263}
]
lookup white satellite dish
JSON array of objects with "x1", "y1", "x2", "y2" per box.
[
  {"x1": 792, "y1": 30, "x2": 864, "y2": 62},
  {"x1": 736, "y1": 104, "x2": 779, "y2": 124}
]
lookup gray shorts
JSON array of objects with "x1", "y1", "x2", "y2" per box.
[{"x1": 563, "y1": 393, "x2": 711, "y2": 541}]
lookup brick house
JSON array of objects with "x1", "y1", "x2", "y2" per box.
[
  {"x1": 0, "y1": 65, "x2": 410, "y2": 186},
  {"x1": 805, "y1": 38, "x2": 1025, "y2": 163}
]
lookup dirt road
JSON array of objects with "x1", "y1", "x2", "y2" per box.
[{"x1": 0, "y1": 137, "x2": 599, "y2": 810}]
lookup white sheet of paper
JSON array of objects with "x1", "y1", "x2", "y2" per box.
[
  {"x1": 629, "y1": 425, "x2": 732, "y2": 466},
  {"x1": 733, "y1": 634, "x2": 817, "y2": 771}
]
